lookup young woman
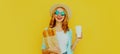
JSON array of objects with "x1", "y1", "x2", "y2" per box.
[{"x1": 41, "y1": 4, "x2": 82, "y2": 54}]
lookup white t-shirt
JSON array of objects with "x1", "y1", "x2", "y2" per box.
[{"x1": 56, "y1": 31, "x2": 69, "y2": 53}]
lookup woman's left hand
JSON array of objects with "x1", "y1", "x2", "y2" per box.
[
  {"x1": 75, "y1": 32, "x2": 82, "y2": 43},
  {"x1": 76, "y1": 32, "x2": 82, "y2": 39}
]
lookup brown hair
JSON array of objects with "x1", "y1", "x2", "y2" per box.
[{"x1": 49, "y1": 7, "x2": 69, "y2": 33}]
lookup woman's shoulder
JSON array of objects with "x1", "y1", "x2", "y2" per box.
[
  {"x1": 68, "y1": 28, "x2": 72, "y2": 33},
  {"x1": 67, "y1": 28, "x2": 72, "y2": 35},
  {"x1": 67, "y1": 28, "x2": 72, "y2": 38},
  {"x1": 43, "y1": 27, "x2": 48, "y2": 37}
]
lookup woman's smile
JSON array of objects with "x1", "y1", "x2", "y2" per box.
[{"x1": 57, "y1": 15, "x2": 63, "y2": 20}]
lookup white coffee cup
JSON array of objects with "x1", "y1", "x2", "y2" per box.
[{"x1": 75, "y1": 25, "x2": 82, "y2": 38}]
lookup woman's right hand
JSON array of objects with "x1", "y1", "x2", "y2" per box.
[{"x1": 47, "y1": 48, "x2": 61, "y2": 54}]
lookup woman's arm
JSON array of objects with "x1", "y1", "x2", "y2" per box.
[
  {"x1": 42, "y1": 48, "x2": 60, "y2": 54},
  {"x1": 42, "y1": 49, "x2": 50, "y2": 54},
  {"x1": 71, "y1": 38, "x2": 81, "y2": 51},
  {"x1": 71, "y1": 33, "x2": 82, "y2": 51}
]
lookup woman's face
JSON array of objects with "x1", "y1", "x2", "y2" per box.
[{"x1": 54, "y1": 8, "x2": 65, "y2": 23}]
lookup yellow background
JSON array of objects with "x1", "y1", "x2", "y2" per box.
[{"x1": 0, "y1": 0, "x2": 120, "y2": 54}]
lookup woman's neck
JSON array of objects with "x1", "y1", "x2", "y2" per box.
[
  {"x1": 55, "y1": 22, "x2": 63, "y2": 31},
  {"x1": 56, "y1": 22, "x2": 62, "y2": 28}
]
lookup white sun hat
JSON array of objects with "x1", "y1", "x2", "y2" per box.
[{"x1": 50, "y1": 4, "x2": 72, "y2": 18}]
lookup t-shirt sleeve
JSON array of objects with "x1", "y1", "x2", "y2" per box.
[
  {"x1": 66, "y1": 29, "x2": 73, "y2": 54},
  {"x1": 41, "y1": 28, "x2": 48, "y2": 50},
  {"x1": 41, "y1": 37, "x2": 46, "y2": 49}
]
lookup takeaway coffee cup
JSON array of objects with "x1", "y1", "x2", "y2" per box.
[{"x1": 75, "y1": 25, "x2": 82, "y2": 38}]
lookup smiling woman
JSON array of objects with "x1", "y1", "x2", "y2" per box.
[{"x1": 41, "y1": 4, "x2": 82, "y2": 54}]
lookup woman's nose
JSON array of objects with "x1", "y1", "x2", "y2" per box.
[{"x1": 58, "y1": 14, "x2": 61, "y2": 16}]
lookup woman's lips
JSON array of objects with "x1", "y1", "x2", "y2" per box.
[{"x1": 57, "y1": 17, "x2": 62, "y2": 20}]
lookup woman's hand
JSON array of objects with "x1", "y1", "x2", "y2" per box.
[
  {"x1": 42, "y1": 47, "x2": 61, "y2": 54},
  {"x1": 47, "y1": 47, "x2": 61, "y2": 54},
  {"x1": 76, "y1": 32, "x2": 83, "y2": 39},
  {"x1": 75, "y1": 32, "x2": 82, "y2": 43}
]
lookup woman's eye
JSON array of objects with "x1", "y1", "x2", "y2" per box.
[
  {"x1": 61, "y1": 12, "x2": 64, "y2": 14},
  {"x1": 55, "y1": 11, "x2": 59, "y2": 15}
]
